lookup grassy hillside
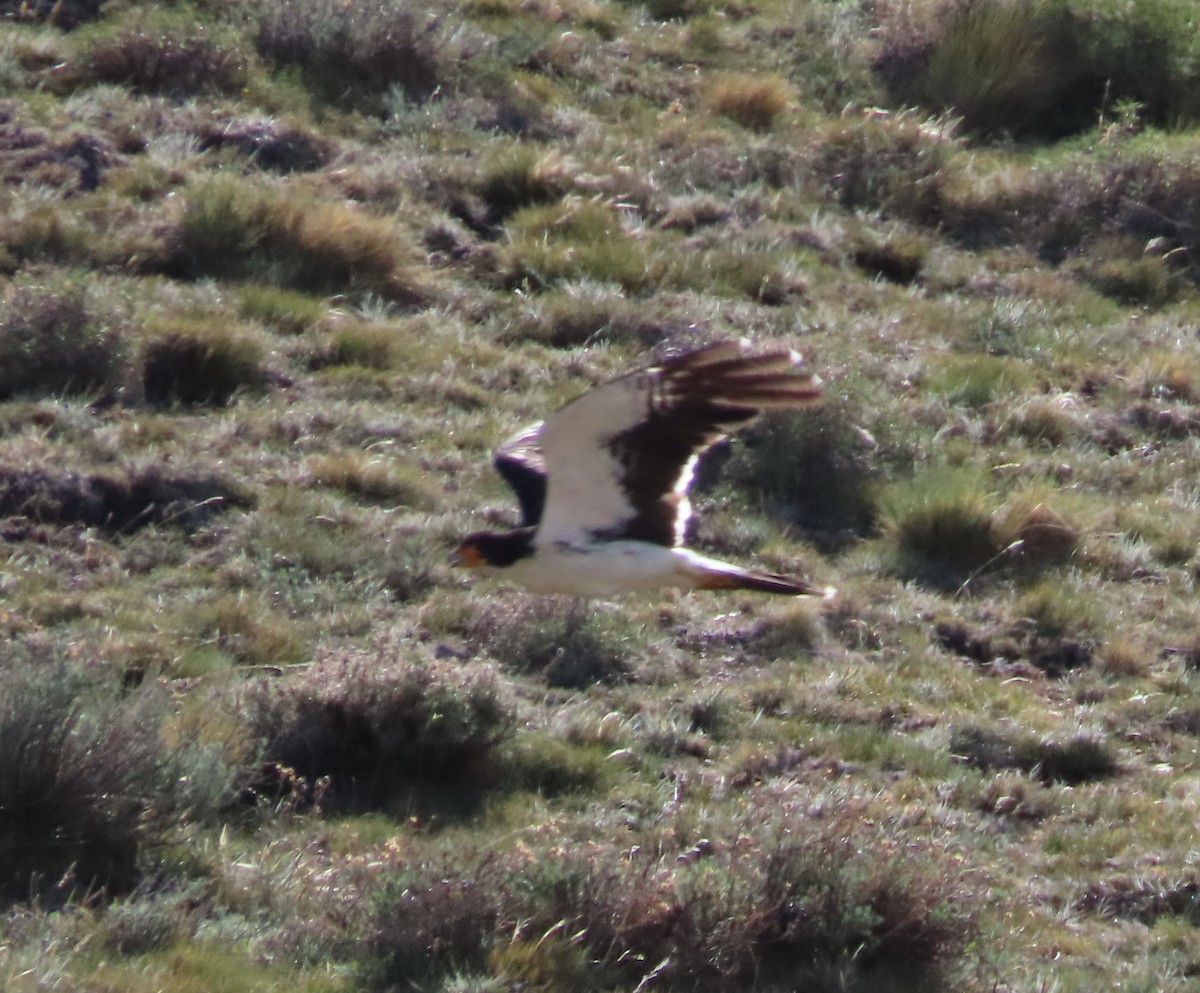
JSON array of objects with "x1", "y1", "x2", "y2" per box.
[{"x1": 4, "y1": 0, "x2": 1200, "y2": 989}]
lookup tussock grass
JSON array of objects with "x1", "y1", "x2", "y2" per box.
[
  {"x1": 878, "y1": 467, "x2": 1003, "y2": 588},
  {"x1": 173, "y1": 177, "x2": 425, "y2": 301},
  {"x1": 140, "y1": 323, "x2": 266, "y2": 407},
  {"x1": 703, "y1": 72, "x2": 793, "y2": 132}
]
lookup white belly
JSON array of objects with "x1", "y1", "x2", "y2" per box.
[{"x1": 489, "y1": 540, "x2": 695, "y2": 597}]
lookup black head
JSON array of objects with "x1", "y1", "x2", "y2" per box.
[{"x1": 452, "y1": 527, "x2": 536, "y2": 568}]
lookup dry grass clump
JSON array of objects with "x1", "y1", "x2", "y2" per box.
[
  {"x1": 703, "y1": 72, "x2": 793, "y2": 132},
  {"x1": 370, "y1": 787, "x2": 975, "y2": 990},
  {"x1": 0, "y1": 648, "x2": 235, "y2": 904},
  {"x1": 0, "y1": 281, "x2": 128, "y2": 400},
  {"x1": 242, "y1": 646, "x2": 514, "y2": 813},
  {"x1": 81, "y1": 30, "x2": 248, "y2": 97},
  {"x1": 172, "y1": 177, "x2": 425, "y2": 301},
  {"x1": 254, "y1": 0, "x2": 445, "y2": 114}
]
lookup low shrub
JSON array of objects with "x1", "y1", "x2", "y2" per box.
[
  {"x1": 255, "y1": 0, "x2": 443, "y2": 115},
  {"x1": 0, "y1": 463, "x2": 252, "y2": 533},
  {"x1": 0, "y1": 647, "x2": 235, "y2": 903},
  {"x1": 723, "y1": 405, "x2": 878, "y2": 551},
  {"x1": 83, "y1": 31, "x2": 247, "y2": 97},
  {"x1": 370, "y1": 786, "x2": 975, "y2": 990},
  {"x1": 242, "y1": 645, "x2": 514, "y2": 813},
  {"x1": 0, "y1": 282, "x2": 128, "y2": 400},
  {"x1": 951, "y1": 725, "x2": 1118, "y2": 785},
  {"x1": 467, "y1": 598, "x2": 634, "y2": 689}
]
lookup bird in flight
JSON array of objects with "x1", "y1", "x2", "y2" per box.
[{"x1": 452, "y1": 339, "x2": 833, "y2": 598}]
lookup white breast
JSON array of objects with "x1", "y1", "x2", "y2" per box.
[{"x1": 489, "y1": 540, "x2": 694, "y2": 596}]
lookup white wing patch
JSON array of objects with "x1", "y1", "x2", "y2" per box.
[{"x1": 535, "y1": 369, "x2": 656, "y2": 546}]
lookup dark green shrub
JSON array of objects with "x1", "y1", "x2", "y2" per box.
[
  {"x1": 0, "y1": 0, "x2": 103, "y2": 29},
  {"x1": 723, "y1": 406, "x2": 878, "y2": 551}
]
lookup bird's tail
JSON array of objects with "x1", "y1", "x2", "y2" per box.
[{"x1": 692, "y1": 562, "x2": 835, "y2": 598}]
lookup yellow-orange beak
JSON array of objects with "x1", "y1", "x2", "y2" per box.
[{"x1": 450, "y1": 541, "x2": 485, "y2": 568}]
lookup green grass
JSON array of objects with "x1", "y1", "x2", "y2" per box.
[{"x1": 6, "y1": 0, "x2": 1200, "y2": 990}]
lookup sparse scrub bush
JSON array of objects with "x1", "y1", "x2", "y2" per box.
[
  {"x1": 0, "y1": 463, "x2": 251, "y2": 532},
  {"x1": 370, "y1": 788, "x2": 974, "y2": 990},
  {"x1": 140, "y1": 324, "x2": 265, "y2": 407},
  {"x1": 0, "y1": 281, "x2": 128, "y2": 399},
  {"x1": 81, "y1": 31, "x2": 247, "y2": 97},
  {"x1": 242, "y1": 646, "x2": 514, "y2": 812},
  {"x1": 703, "y1": 72, "x2": 792, "y2": 132},
  {"x1": 813, "y1": 111, "x2": 950, "y2": 223},
  {"x1": 724, "y1": 406, "x2": 877, "y2": 550},
  {"x1": 0, "y1": 648, "x2": 235, "y2": 903},
  {"x1": 255, "y1": 0, "x2": 444, "y2": 115},
  {"x1": 467, "y1": 599, "x2": 634, "y2": 688},
  {"x1": 951, "y1": 724, "x2": 1118, "y2": 784}
]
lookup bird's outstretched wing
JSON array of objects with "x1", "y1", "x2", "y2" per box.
[
  {"x1": 493, "y1": 421, "x2": 546, "y2": 527},
  {"x1": 534, "y1": 340, "x2": 822, "y2": 548}
]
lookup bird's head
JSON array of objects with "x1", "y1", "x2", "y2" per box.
[{"x1": 450, "y1": 528, "x2": 536, "y2": 569}]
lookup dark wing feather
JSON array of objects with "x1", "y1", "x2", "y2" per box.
[{"x1": 493, "y1": 422, "x2": 547, "y2": 527}]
